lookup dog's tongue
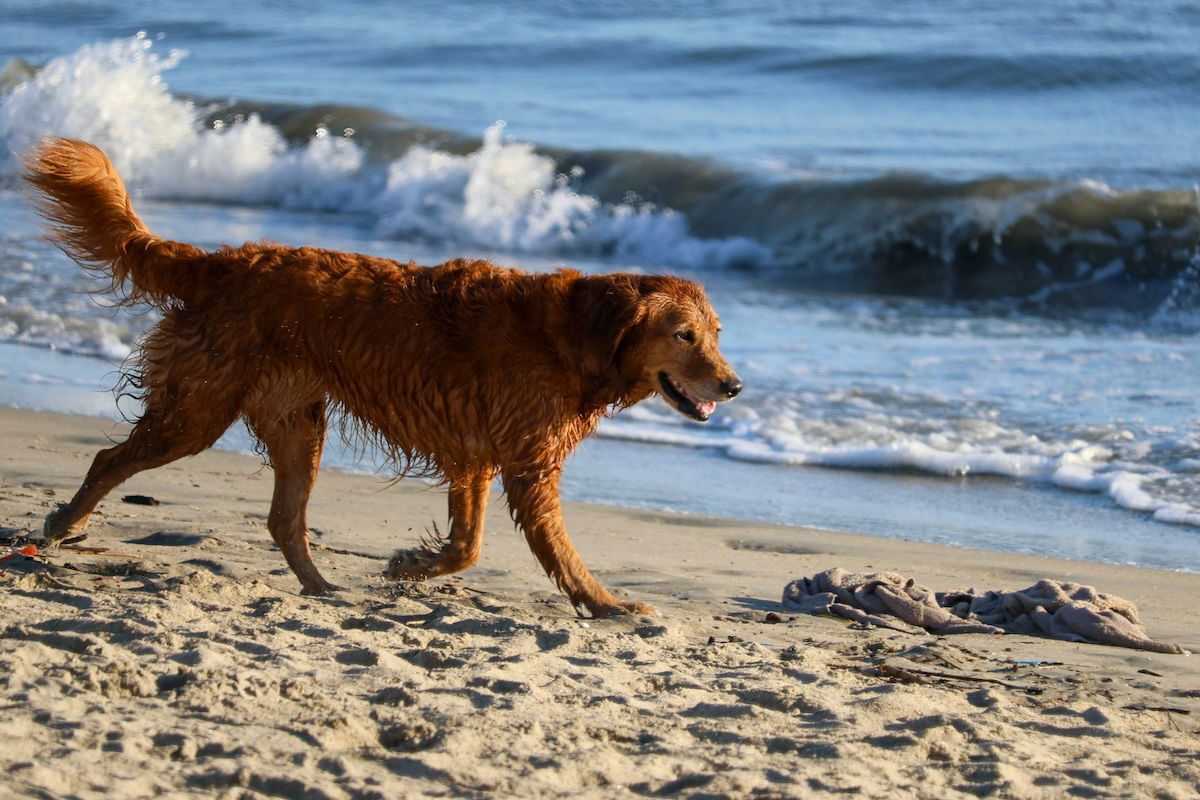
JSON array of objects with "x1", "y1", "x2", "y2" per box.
[{"x1": 696, "y1": 399, "x2": 717, "y2": 417}]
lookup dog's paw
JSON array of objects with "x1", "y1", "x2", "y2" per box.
[
  {"x1": 592, "y1": 601, "x2": 658, "y2": 618},
  {"x1": 383, "y1": 549, "x2": 435, "y2": 582},
  {"x1": 42, "y1": 505, "x2": 88, "y2": 548},
  {"x1": 300, "y1": 580, "x2": 343, "y2": 596}
]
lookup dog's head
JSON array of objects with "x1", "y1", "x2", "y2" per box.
[{"x1": 570, "y1": 272, "x2": 742, "y2": 421}]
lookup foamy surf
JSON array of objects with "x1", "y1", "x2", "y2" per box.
[{"x1": 600, "y1": 400, "x2": 1200, "y2": 531}]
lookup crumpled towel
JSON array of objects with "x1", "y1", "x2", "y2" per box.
[{"x1": 782, "y1": 567, "x2": 1187, "y2": 654}]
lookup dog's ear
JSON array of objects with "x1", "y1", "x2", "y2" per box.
[{"x1": 567, "y1": 273, "x2": 654, "y2": 377}]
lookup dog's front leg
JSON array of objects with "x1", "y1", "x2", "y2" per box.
[
  {"x1": 385, "y1": 473, "x2": 491, "y2": 581},
  {"x1": 502, "y1": 468, "x2": 656, "y2": 618}
]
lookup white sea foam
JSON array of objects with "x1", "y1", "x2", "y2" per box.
[
  {"x1": 600, "y1": 394, "x2": 1200, "y2": 530},
  {"x1": 0, "y1": 299, "x2": 133, "y2": 361},
  {"x1": 0, "y1": 36, "x2": 194, "y2": 182},
  {"x1": 0, "y1": 36, "x2": 769, "y2": 271}
]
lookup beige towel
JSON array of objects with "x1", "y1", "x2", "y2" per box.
[{"x1": 783, "y1": 568, "x2": 1186, "y2": 654}]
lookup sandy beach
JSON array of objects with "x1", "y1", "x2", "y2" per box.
[{"x1": 1, "y1": 406, "x2": 1197, "y2": 799}]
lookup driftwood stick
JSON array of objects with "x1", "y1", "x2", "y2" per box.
[
  {"x1": 877, "y1": 662, "x2": 1041, "y2": 692},
  {"x1": 53, "y1": 545, "x2": 141, "y2": 559},
  {"x1": 1122, "y1": 704, "x2": 1192, "y2": 715}
]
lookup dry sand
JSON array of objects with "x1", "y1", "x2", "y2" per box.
[{"x1": 1, "y1": 407, "x2": 1197, "y2": 799}]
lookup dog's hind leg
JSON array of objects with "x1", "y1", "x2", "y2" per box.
[
  {"x1": 44, "y1": 380, "x2": 240, "y2": 547},
  {"x1": 384, "y1": 472, "x2": 491, "y2": 582},
  {"x1": 45, "y1": 312, "x2": 244, "y2": 546},
  {"x1": 502, "y1": 468, "x2": 656, "y2": 618},
  {"x1": 246, "y1": 401, "x2": 335, "y2": 596}
]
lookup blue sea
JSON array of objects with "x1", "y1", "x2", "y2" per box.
[{"x1": 1, "y1": 1, "x2": 1198, "y2": 571}]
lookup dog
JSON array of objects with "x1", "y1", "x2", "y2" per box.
[{"x1": 24, "y1": 137, "x2": 742, "y2": 617}]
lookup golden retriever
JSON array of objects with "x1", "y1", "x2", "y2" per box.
[{"x1": 24, "y1": 138, "x2": 742, "y2": 616}]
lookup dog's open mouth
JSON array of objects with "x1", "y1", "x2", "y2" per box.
[{"x1": 658, "y1": 372, "x2": 717, "y2": 422}]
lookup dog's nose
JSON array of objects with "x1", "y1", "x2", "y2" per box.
[{"x1": 721, "y1": 378, "x2": 743, "y2": 399}]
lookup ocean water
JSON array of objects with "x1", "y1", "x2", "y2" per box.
[{"x1": 1, "y1": 2, "x2": 1198, "y2": 572}]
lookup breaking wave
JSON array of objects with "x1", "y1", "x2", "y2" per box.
[{"x1": 0, "y1": 36, "x2": 767, "y2": 273}]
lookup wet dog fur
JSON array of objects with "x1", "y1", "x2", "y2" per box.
[{"x1": 24, "y1": 137, "x2": 742, "y2": 616}]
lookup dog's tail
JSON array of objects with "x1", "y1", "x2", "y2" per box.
[{"x1": 23, "y1": 137, "x2": 208, "y2": 307}]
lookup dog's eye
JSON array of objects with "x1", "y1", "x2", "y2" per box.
[{"x1": 674, "y1": 330, "x2": 695, "y2": 344}]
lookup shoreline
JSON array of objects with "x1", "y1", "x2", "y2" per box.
[
  {"x1": 4, "y1": 335, "x2": 1198, "y2": 576},
  {"x1": 5, "y1": 406, "x2": 1199, "y2": 612}
]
